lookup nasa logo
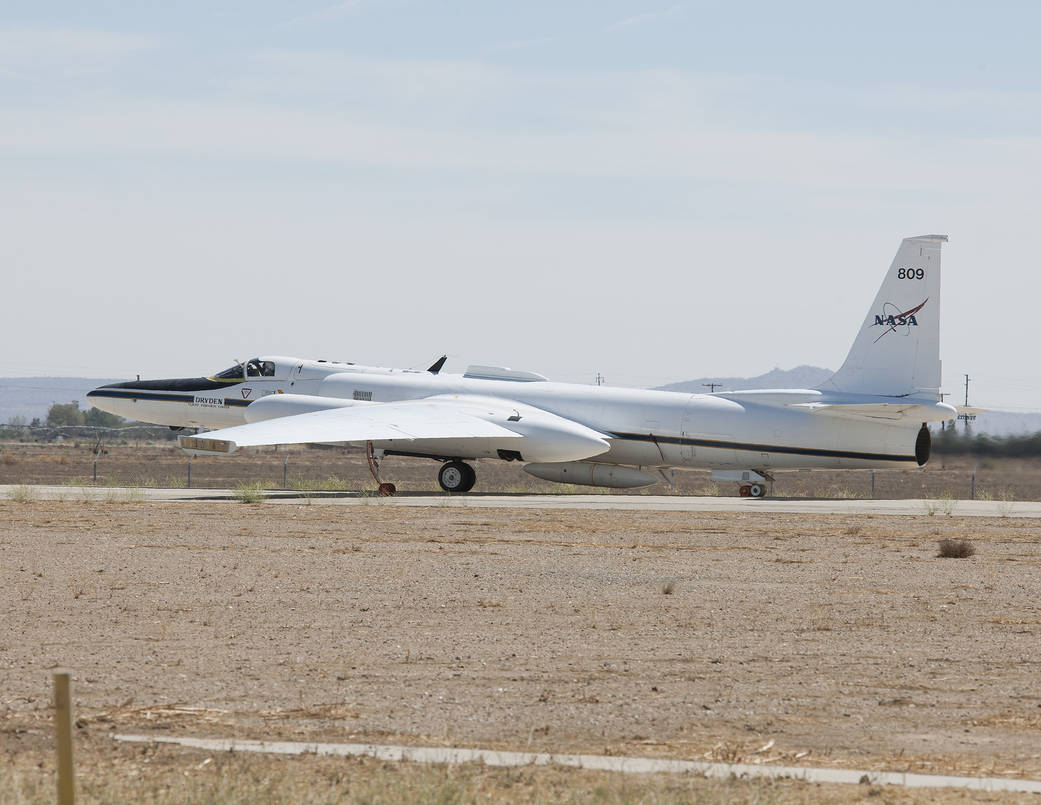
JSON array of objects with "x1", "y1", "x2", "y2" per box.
[{"x1": 871, "y1": 298, "x2": 927, "y2": 343}]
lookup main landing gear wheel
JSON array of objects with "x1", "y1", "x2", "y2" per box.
[
  {"x1": 740, "y1": 483, "x2": 766, "y2": 498},
  {"x1": 438, "y1": 460, "x2": 476, "y2": 493}
]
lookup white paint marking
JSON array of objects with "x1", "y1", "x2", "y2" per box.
[{"x1": 112, "y1": 734, "x2": 1041, "y2": 793}]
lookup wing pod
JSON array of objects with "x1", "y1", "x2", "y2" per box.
[{"x1": 524, "y1": 462, "x2": 657, "y2": 488}]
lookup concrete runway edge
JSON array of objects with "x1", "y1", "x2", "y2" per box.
[{"x1": 5, "y1": 485, "x2": 1041, "y2": 517}]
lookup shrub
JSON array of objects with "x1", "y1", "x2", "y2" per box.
[
  {"x1": 234, "y1": 482, "x2": 265, "y2": 504},
  {"x1": 937, "y1": 538, "x2": 975, "y2": 558}
]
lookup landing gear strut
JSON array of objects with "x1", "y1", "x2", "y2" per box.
[
  {"x1": 438, "y1": 460, "x2": 476, "y2": 493},
  {"x1": 365, "y1": 441, "x2": 396, "y2": 496}
]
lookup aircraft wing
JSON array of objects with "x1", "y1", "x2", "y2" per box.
[{"x1": 178, "y1": 394, "x2": 611, "y2": 464}]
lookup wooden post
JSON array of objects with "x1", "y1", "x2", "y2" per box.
[
  {"x1": 283, "y1": 455, "x2": 288, "y2": 489},
  {"x1": 187, "y1": 456, "x2": 192, "y2": 489},
  {"x1": 53, "y1": 671, "x2": 75, "y2": 804}
]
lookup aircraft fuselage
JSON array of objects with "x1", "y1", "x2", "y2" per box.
[{"x1": 87, "y1": 355, "x2": 931, "y2": 472}]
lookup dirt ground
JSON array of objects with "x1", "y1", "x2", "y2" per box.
[
  {"x1": 1, "y1": 499, "x2": 1040, "y2": 802},
  {"x1": 1, "y1": 441, "x2": 1038, "y2": 500}
]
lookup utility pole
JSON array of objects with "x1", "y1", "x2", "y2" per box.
[
  {"x1": 703, "y1": 382, "x2": 722, "y2": 393},
  {"x1": 957, "y1": 373, "x2": 976, "y2": 432}
]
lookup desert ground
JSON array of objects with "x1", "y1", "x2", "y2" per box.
[{"x1": 2, "y1": 490, "x2": 1040, "y2": 802}]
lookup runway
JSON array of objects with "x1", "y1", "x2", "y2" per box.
[{"x1": 5, "y1": 485, "x2": 1041, "y2": 517}]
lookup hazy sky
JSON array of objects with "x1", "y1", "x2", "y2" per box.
[{"x1": 3, "y1": 1, "x2": 1040, "y2": 409}]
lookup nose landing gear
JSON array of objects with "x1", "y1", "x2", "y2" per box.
[{"x1": 438, "y1": 460, "x2": 476, "y2": 493}]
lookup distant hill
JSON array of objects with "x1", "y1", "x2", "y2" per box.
[
  {"x1": 655, "y1": 365, "x2": 835, "y2": 394},
  {"x1": 0, "y1": 378, "x2": 121, "y2": 423}
]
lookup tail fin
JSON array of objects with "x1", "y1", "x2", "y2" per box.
[{"x1": 819, "y1": 234, "x2": 946, "y2": 398}]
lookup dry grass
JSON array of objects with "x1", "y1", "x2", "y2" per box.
[
  {"x1": 937, "y1": 538, "x2": 976, "y2": 558},
  {"x1": 286, "y1": 476, "x2": 354, "y2": 492},
  {"x1": 924, "y1": 493, "x2": 958, "y2": 516},
  {"x1": 101, "y1": 487, "x2": 144, "y2": 504},
  {"x1": 233, "y1": 482, "x2": 266, "y2": 504},
  {"x1": 0, "y1": 741, "x2": 1014, "y2": 804},
  {"x1": 7, "y1": 484, "x2": 35, "y2": 502},
  {"x1": 0, "y1": 744, "x2": 799, "y2": 805}
]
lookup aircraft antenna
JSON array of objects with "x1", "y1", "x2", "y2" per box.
[{"x1": 703, "y1": 382, "x2": 722, "y2": 393}]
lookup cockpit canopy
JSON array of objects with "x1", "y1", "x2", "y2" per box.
[{"x1": 212, "y1": 358, "x2": 276, "y2": 381}]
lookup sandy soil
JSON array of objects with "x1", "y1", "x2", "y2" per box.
[{"x1": 2, "y1": 498, "x2": 1040, "y2": 795}]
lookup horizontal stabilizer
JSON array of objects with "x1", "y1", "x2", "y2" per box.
[{"x1": 789, "y1": 400, "x2": 957, "y2": 423}]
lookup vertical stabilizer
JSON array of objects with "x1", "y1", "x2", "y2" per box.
[{"x1": 819, "y1": 235, "x2": 946, "y2": 398}]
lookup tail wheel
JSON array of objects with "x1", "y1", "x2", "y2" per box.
[
  {"x1": 438, "y1": 461, "x2": 476, "y2": 493},
  {"x1": 748, "y1": 483, "x2": 765, "y2": 498}
]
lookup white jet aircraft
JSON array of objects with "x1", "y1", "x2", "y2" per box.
[{"x1": 88, "y1": 235, "x2": 968, "y2": 497}]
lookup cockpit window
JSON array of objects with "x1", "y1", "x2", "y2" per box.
[
  {"x1": 213, "y1": 359, "x2": 275, "y2": 381},
  {"x1": 246, "y1": 358, "x2": 275, "y2": 377},
  {"x1": 214, "y1": 363, "x2": 245, "y2": 380}
]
